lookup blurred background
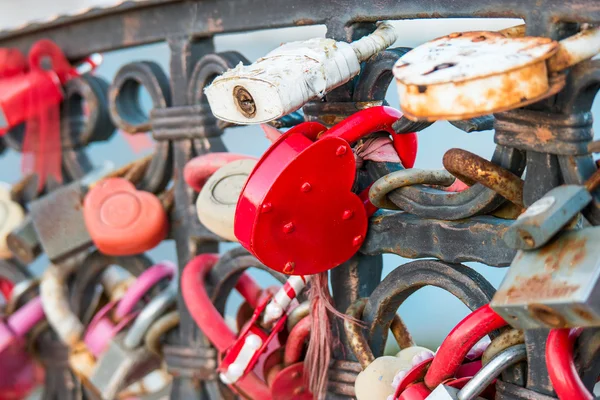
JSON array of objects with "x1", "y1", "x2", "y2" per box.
[{"x1": 0, "y1": 0, "x2": 598, "y2": 355}]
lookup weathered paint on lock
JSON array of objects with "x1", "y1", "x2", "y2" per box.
[
  {"x1": 393, "y1": 31, "x2": 560, "y2": 121},
  {"x1": 235, "y1": 106, "x2": 417, "y2": 276},
  {"x1": 492, "y1": 226, "x2": 600, "y2": 329}
]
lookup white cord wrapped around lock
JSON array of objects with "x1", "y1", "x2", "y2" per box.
[{"x1": 205, "y1": 21, "x2": 397, "y2": 124}]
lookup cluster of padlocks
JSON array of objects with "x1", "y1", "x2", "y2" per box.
[{"x1": 0, "y1": 12, "x2": 599, "y2": 400}]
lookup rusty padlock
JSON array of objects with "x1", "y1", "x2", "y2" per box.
[
  {"x1": 235, "y1": 106, "x2": 417, "y2": 276},
  {"x1": 491, "y1": 226, "x2": 600, "y2": 329},
  {"x1": 0, "y1": 182, "x2": 25, "y2": 259},
  {"x1": 393, "y1": 26, "x2": 600, "y2": 121}
]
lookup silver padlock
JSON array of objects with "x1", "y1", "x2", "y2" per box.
[
  {"x1": 88, "y1": 279, "x2": 177, "y2": 399},
  {"x1": 88, "y1": 332, "x2": 162, "y2": 400},
  {"x1": 503, "y1": 185, "x2": 588, "y2": 250},
  {"x1": 491, "y1": 226, "x2": 600, "y2": 329},
  {"x1": 27, "y1": 162, "x2": 114, "y2": 262},
  {"x1": 426, "y1": 345, "x2": 526, "y2": 400}
]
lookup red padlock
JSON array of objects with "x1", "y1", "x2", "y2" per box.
[
  {"x1": 181, "y1": 253, "x2": 274, "y2": 400},
  {"x1": 393, "y1": 305, "x2": 507, "y2": 400},
  {"x1": 83, "y1": 178, "x2": 169, "y2": 256},
  {"x1": 235, "y1": 106, "x2": 417, "y2": 275},
  {"x1": 269, "y1": 315, "x2": 313, "y2": 400},
  {"x1": 546, "y1": 328, "x2": 593, "y2": 400},
  {"x1": 0, "y1": 40, "x2": 72, "y2": 136}
]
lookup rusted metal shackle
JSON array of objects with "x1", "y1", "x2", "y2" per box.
[
  {"x1": 345, "y1": 297, "x2": 414, "y2": 369},
  {"x1": 443, "y1": 148, "x2": 525, "y2": 209}
]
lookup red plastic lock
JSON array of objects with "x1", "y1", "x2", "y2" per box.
[
  {"x1": 181, "y1": 253, "x2": 275, "y2": 400},
  {"x1": 393, "y1": 305, "x2": 507, "y2": 400},
  {"x1": 546, "y1": 328, "x2": 593, "y2": 400},
  {"x1": 83, "y1": 178, "x2": 169, "y2": 255},
  {"x1": 235, "y1": 106, "x2": 417, "y2": 275},
  {"x1": 270, "y1": 316, "x2": 313, "y2": 400}
]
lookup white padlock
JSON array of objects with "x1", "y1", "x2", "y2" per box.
[
  {"x1": 205, "y1": 22, "x2": 397, "y2": 124},
  {"x1": 196, "y1": 158, "x2": 257, "y2": 242},
  {"x1": 0, "y1": 182, "x2": 25, "y2": 259},
  {"x1": 355, "y1": 356, "x2": 409, "y2": 400}
]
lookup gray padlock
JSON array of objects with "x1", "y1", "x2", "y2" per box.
[
  {"x1": 426, "y1": 345, "x2": 526, "y2": 400},
  {"x1": 88, "y1": 281, "x2": 176, "y2": 399},
  {"x1": 504, "y1": 167, "x2": 600, "y2": 250},
  {"x1": 504, "y1": 185, "x2": 589, "y2": 250},
  {"x1": 88, "y1": 332, "x2": 162, "y2": 400},
  {"x1": 492, "y1": 226, "x2": 600, "y2": 329},
  {"x1": 27, "y1": 162, "x2": 113, "y2": 262}
]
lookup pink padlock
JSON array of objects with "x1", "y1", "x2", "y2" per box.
[
  {"x1": 84, "y1": 261, "x2": 176, "y2": 356},
  {"x1": 0, "y1": 292, "x2": 45, "y2": 398},
  {"x1": 0, "y1": 296, "x2": 45, "y2": 353}
]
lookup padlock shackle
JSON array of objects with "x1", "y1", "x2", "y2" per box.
[
  {"x1": 181, "y1": 253, "x2": 272, "y2": 400},
  {"x1": 284, "y1": 315, "x2": 311, "y2": 366},
  {"x1": 184, "y1": 152, "x2": 257, "y2": 193},
  {"x1": 424, "y1": 305, "x2": 507, "y2": 389},
  {"x1": 458, "y1": 344, "x2": 526, "y2": 400},
  {"x1": 321, "y1": 106, "x2": 417, "y2": 168},
  {"x1": 114, "y1": 261, "x2": 176, "y2": 320},
  {"x1": 546, "y1": 328, "x2": 593, "y2": 400},
  {"x1": 27, "y1": 39, "x2": 74, "y2": 83}
]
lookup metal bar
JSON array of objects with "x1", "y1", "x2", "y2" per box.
[{"x1": 0, "y1": 0, "x2": 599, "y2": 59}]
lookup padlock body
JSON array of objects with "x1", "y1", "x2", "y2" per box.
[
  {"x1": 492, "y1": 226, "x2": 600, "y2": 329},
  {"x1": 0, "y1": 70, "x2": 63, "y2": 133},
  {"x1": 88, "y1": 333, "x2": 161, "y2": 400},
  {"x1": 29, "y1": 182, "x2": 92, "y2": 261},
  {"x1": 235, "y1": 123, "x2": 367, "y2": 275},
  {"x1": 504, "y1": 185, "x2": 591, "y2": 250}
]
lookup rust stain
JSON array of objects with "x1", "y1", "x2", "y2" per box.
[
  {"x1": 573, "y1": 306, "x2": 595, "y2": 322},
  {"x1": 529, "y1": 303, "x2": 567, "y2": 328},
  {"x1": 122, "y1": 15, "x2": 141, "y2": 46},
  {"x1": 535, "y1": 126, "x2": 554, "y2": 143},
  {"x1": 538, "y1": 234, "x2": 588, "y2": 272},
  {"x1": 207, "y1": 17, "x2": 224, "y2": 33},
  {"x1": 294, "y1": 19, "x2": 315, "y2": 26},
  {"x1": 497, "y1": 273, "x2": 579, "y2": 303}
]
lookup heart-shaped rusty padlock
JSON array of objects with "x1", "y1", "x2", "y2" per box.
[
  {"x1": 83, "y1": 177, "x2": 169, "y2": 256},
  {"x1": 235, "y1": 106, "x2": 417, "y2": 275}
]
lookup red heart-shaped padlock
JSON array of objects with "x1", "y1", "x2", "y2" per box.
[
  {"x1": 235, "y1": 106, "x2": 416, "y2": 275},
  {"x1": 83, "y1": 178, "x2": 168, "y2": 255}
]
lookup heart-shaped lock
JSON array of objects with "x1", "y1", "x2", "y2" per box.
[
  {"x1": 235, "y1": 106, "x2": 417, "y2": 275},
  {"x1": 83, "y1": 178, "x2": 168, "y2": 255},
  {"x1": 269, "y1": 315, "x2": 313, "y2": 400},
  {"x1": 0, "y1": 183, "x2": 25, "y2": 259}
]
